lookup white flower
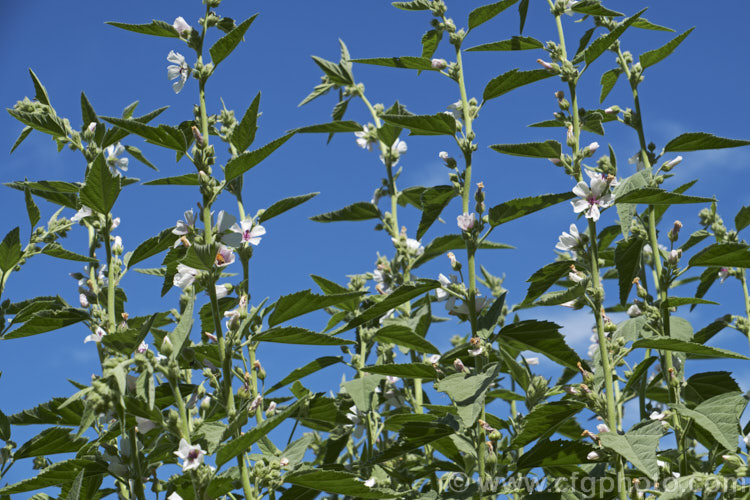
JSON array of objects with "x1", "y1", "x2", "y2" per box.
[
  {"x1": 668, "y1": 249, "x2": 681, "y2": 264},
  {"x1": 136, "y1": 416, "x2": 156, "y2": 434},
  {"x1": 628, "y1": 152, "x2": 645, "y2": 170},
  {"x1": 105, "y1": 142, "x2": 129, "y2": 177},
  {"x1": 386, "y1": 376, "x2": 400, "y2": 385},
  {"x1": 718, "y1": 267, "x2": 730, "y2": 283},
  {"x1": 469, "y1": 345, "x2": 484, "y2": 357},
  {"x1": 215, "y1": 284, "x2": 229, "y2": 299},
  {"x1": 587, "y1": 451, "x2": 600, "y2": 461},
  {"x1": 525, "y1": 357, "x2": 539, "y2": 366},
  {"x1": 537, "y1": 59, "x2": 555, "y2": 71},
  {"x1": 435, "y1": 273, "x2": 458, "y2": 301},
  {"x1": 280, "y1": 457, "x2": 289, "y2": 468},
  {"x1": 596, "y1": 423, "x2": 610, "y2": 433},
  {"x1": 215, "y1": 244, "x2": 235, "y2": 267},
  {"x1": 743, "y1": 432, "x2": 750, "y2": 448},
  {"x1": 627, "y1": 304, "x2": 643, "y2": 317},
  {"x1": 86, "y1": 121, "x2": 97, "y2": 134},
  {"x1": 457, "y1": 212, "x2": 476, "y2": 232},
  {"x1": 450, "y1": 296, "x2": 490, "y2": 316},
  {"x1": 111, "y1": 217, "x2": 120, "y2": 230},
  {"x1": 429, "y1": 354, "x2": 441, "y2": 364},
  {"x1": 569, "y1": 270, "x2": 585, "y2": 283},
  {"x1": 453, "y1": 358, "x2": 466, "y2": 372},
  {"x1": 71, "y1": 206, "x2": 93, "y2": 223},
  {"x1": 571, "y1": 175, "x2": 614, "y2": 222},
  {"x1": 249, "y1": 395, "x2": 263, "y2": 413},
  {"x1": 431, "y1": 58, "x2": 447, "y2": 70},
  {"x1": 174, "y1": 438, "x2": 206, "y2": 471},
  {"x1": 563, "y1": 0, "x2": 579, "y2": 14},
  {"x1": 167, "y1": 51, "x2": 190, "y2": 94},
  {"x1": 167, "y1": 493, "x2": 183, "y2": 500},
  {"x1": 549, "y1": 157, "x2": 562, "y2": 166},
  {"x1": 604, "y1": 106, "x2": 619, "y2": 115},
  {"x1": 230, "y1": 219, "x2": 266, "y2": 246},
  {"x1": 364, "y1": 478, "x2": 376, "y2": 488},
  {"x1": 657, "y1": 459, "x2": 667, "y2": 468},
  {"x1": 380, "y1": 139, "x2": 408, "y2": 166},
  {"x1": 556, "y1": 223, "x2": 581, "y2": 253},
  {"x1": 642, "y1": 243, "x2": 667, "y2": 256},
  {"x1": 79, "y1": 293, "x2": 89, "y2": 308},
  {"x1": 172, "y1": 209, "x2": 196, "y2": 236},
  {"x1": 113, "y1": 236, "x2": 123, "y2": 254},
  {"x1": 354, "y1": 125, "x2": 376, "y2": 151},
  {"x1": 137, "y1": 341, "x2": 149, "y2": 354},
  {"x1": 649, "y1": 411, "x2": 666, "y2": 421},
  {"x1": 391, "y1": 236, "x2": 424, "y2": 257},
  {"x1": 446, "y1": 101, "x2": 463, "y2": 120},
  {"x1": 173, "y1": 264, "x2": 199, "y2": 289},
  {"x1": 439, "y1": 151, "x2": 450, "y2": 161},
  {"x1": 345, "y1": 405, "x2": 366, "y2": 439},
  {"x1": 84, "y1": 326, "x2": 106, "y2": 344},
  {"x1": 586, "y1": 141, "x2": 600, "y2": 154},
  {"x1": 173, "y1": 16, "x2": 192, "y2": 35}
]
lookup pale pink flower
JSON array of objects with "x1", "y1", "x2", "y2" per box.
[
  {"x1": 137, "y1": 341, "x2": 149, "y2": 354},
  {"x1": 173, "y1": 264, "x2": 199, "y2": 289},
  {"x1": 230, "y1": 219, "x2": 266, "y2": 246},
  {"x1": 556, "y1": 223, "x2": 581, "y2": 253},
  {"x1": 215, "y1": 244, "x2": 235, "y2": 267},
  {"x1": 571, "y1": 175, "x2": 614, "y2": 222},
  {"x1": 167, "y1": 51, "x2": 189, "y2": 94},
  {"x1": 431, "y1": 58, "x2": 447, "y2": 70},
  {"x1": 136, "y1": 416, "x2": 156, "y2": 434},
  {"x1": 457, "y1": 212, "x2": 476, "y2": 232},
  {"x1": 84, "y1": 326, "x2": 106, "y2": 344},
  {"x1": 173, "y1": 17, "x2": 192, "y2": 35},
  {"x1": 174, "y1": 438, "x2": 205, "y2": 471},
  {"x1": 71, "y1": 206, "x2": 93, "y2": 223},
  {"x1": 596, "y1": 423, "x2": 610, "y2": 433},
  {"x1": 718, "y1": 268, "x2": 730, "y2": 283},
  {"x1": 537, "y1": 59, "x2": 554, "y2": 71}
]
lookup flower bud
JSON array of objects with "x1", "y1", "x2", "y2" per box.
[
  {"x1": 173, "y1": 16, "x2": 192, "y2": 36},
  {"x1": 662, "y1": 156, "x2": 683, "y2": 172},
  {"x1": 431, "y1": 58, "x2": 447, "y2": 70},
  {"x1": 668, "y1": 220, "x2": 682, "y2": 242},
  {"x1": 447, "y1": 252, "x2": 462, "y2": 272},
  {"x1": 668, "y1": 249, "x2": 682, "y2": 265},
  {"x1": 537, "y1": 59, "x2": 555, "y2": 71},
  {"x1": 160, "y1": 336, "x2": 173, "y2": 356},
  {"x1": 112, "y1": 236, "x2": 123, "y2": 255},
  {"x1": 604, "y1": 105, "x2": 620, "y2": 115},
  {"x1": 584, "y1": 142, "x2": 600, "y2": 157},
  {"x1": 587, "y1": 451, "x2": 600, "y2": 461},
  {"x1": 453, "y1": 358, "x2": 467, "y2": 373},
  {"x1": 596, "y1": 423, "x2": 610, "y2": 433},
  {"x1": 79, "y1": 293, "x2": 89, "y2": 308}
]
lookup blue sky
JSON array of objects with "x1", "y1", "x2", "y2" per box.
[{"x1": 1, "y1": 0, "x2": 750, "y2": 490}]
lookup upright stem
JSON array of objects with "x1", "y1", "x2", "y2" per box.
[
  {"x1": 741, "y1": 271, "x2": 750, "y2": 351},
  {"x1": 102, "y1": 218, "x2": 117, "y2": 331}
]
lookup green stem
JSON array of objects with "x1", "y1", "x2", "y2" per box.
[
  {"x1": 127, "y1": 425, "x2": 146, "y2": 500},
  {"x1": 588, "y1": 219, "x2": 626, "y2": 500},
  {"x1": 741, "y1": 270, "x2": 750, "y2": 351},
  {"x1": 102, "y1": 218, "x2": 117, "y2": 331}
]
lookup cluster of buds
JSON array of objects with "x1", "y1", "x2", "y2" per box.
[{"x1": 555, "y1": 90, "x2": 569, "y2": 111}]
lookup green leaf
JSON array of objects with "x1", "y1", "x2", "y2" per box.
[
  {"x1": 168, "y1": 293, "x2": 194, "y2": 361},
  {"x1": 101, "y1": 116, "x2": 189, "y2": 152},
  {"x1": 513, "y1": 401, "x2": 584, "y2": 447},
  {"x1": 632, "y1": 18, "x2": 675, "y2": 32},
  {"x1": 684, "y1": 371, "x2": 741, "y2": 406},
  {"x1": 413, "y1": 234, "x2": 512, "y2": 268},
  {"x1": 420, "y1": 29, "x2": 441, "y2": 60},
  {"x1": 215, "y1": 398, "x2": 305, "y2": 467},
  {"x1": 532, "y1": 282, "x2": 586, "y2": 306},
  {"x1": 311, "y1": 56, "x2": 353, "y2": 86},
  {"x1": 231, "y1": 92, "x2": 261, "y2": 152},
  {"x1": 4, "y1": 308, "x2": 89, "y2": 339},
  {"x1": 613, "y1": 169, "x2": 651, "y2": 237},
  {"x1": 735, "y1": 205, "x2": 750, "y2": 233},
  {"x1": 41, "y1": 243, "x2": 98, "y2": 263},
  {"x1": 571, "y1": 0, "x2": 623, "y2": 16},
  {"x1": 142, "y1": 173, "x2": 199, "y2": 186},
  {"x1": 9, "y1": 397, "x2": 84, "y2": 426},
  {"x1": 489, "y1": 140, "x2": 561, "y2": 158},
  {"x1": 106, "y1": 19, "x2": 179, "y2": 37},
  {"x1": 663, "y1": 297, "x2": 718, "y2": 308},
  {"x1": 417, "y1": 185, "x2": 457, "y2": 240},
  {"x1": 614, "y1": 187, "x2": 713, "y2": 205},
  {"x1": 371, "y1": 422, "x2": 456, "y2": 464},
  {"x1": 258, "y1": 192, "x2": 318, "y2": 224},
  {"x1": 29, "y1": 69, "x2": 52, "y2": 105},
  {"x1": 640, "y1": 28, "x2": 694, "y2": 70},
  {"x1": 381, "y1": 113, "x2": 456, "y2": 136},
  {"x1": 518, "y1": 0, "x2": 530, "y2": 33},
  {"x1": 664, "y1": 132, "x2": 750, "y2": 152},
  {"x1": 0, "y1": 459, "x2": 106, "y2": 495},
  {"x1": 210, "y1": 15, "x2": 258, "y2": 67},
  {"x1": 126, "y1": 228, "x2": 179, "y2": 267},
  {"x1": 15, "y1": 427, "x2": 88, "y2": 459},
  {"x1": 673, "y1": 392, "x2": 747, "y2": 451},
  {"x1": 466, "y1": 36, "x2": 543, "y2": 52},
  {"x1": 374, "y1": 325, "x2": 439, "y2": 354},
  {"x1": 266, "y1": 356, "x2": 342, "y2": 394},
  {"x1": 351, "y1": 56, "x2": 436, "y2": 71},
  {"x1": 362, "y1": 363, "x2": 438, "y2": 380},
  {"x1": 522, "y1": 260, "x2": 575, "y2": 305},
  {"x1": 614, "y1": 236, "x2": 644, "y2": 304},
  {"x1": 79, "y1": 154, "x2": 122, "y2": 215},
  {"x1": 488, "y1": 192, "x2": 574, "y2": 226},
  {"x1": 392, "y1": 0, "x2": 433, "y2": 10},
  {"x1": 632, "y1": 338, "x2": 749, "y2": 360},
  {"x1": 224, "y1": 133, "x2": 294, "y2": 181},
  {"x1": 253, "y1": 327, "x2": 355, "y2": 346},
  {"x1": 599, "y1": 421, "x2": 663, "y2": 480},
  {"x1": 482, "y1": 68, "x2": 553, "y2": 102},
  {"x1": 468, "y1": 0, "x2": 520, "y2": 30},
  {"x1": 496, "y1": 320, "x2": 583, "y2": 370},
  {"x1": 268, "y1": 290, "x2": 363, "y2": 327},
  {"x1": 575, "y1": 10, "x2": 645, "y2": 66},
  {"x1": 293, "y1": 121, "x2": 363, "y2": 134},
  {"x1": 123, "y1": 145, "x2": 157, "y2": 171},
  {"x1": 10, "y1": 126, "x2": 33, "y2": 153},
  {"x1": 600, "y1": 68, "x2": 620, "y2": 103},
  {"x1": 80, "y1": 91, "x2": 97, "y2": 128},
  {"x1": 435, "y1": 363, "x2": 502, "y2": 427},
  {"x1": 517, "y1": 439, "x2": 595, "y2": 469},
  {"x1": 310, "y1": 201, "x2": 380, "y2": 223},
  {"x1": 0, "y1": 227, "x2": 22, "y2": 272},
  {"x1": 622, "y1": 357, "x2": 658, "y2": 395},
  {"x1": 7, "y1": 108, "x2": 67, "y2": 137},
  {"x1": 689, "y1": 243, "x2": 750, "y2": 268},
  {"x1": 343, "y1": 280, "x2": 441, "y2": 331},
  {"x1": 284, "y1": 470, "x2": 399, "y2": 498},
  {"x1": 65, "y1": 471, "x2": 84, "y2": 500},
  {"x1": 0, "y1": 409, "x2": 9, "y2": 440}
]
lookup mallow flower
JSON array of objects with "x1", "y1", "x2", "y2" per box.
[
  {"x1": 167, "y1": 51, "x2": 190, "y2": 94},
  {"x1": 105, "y1": 143, "x2": 129, "y2": 177},
  {"x1": 173, "y1": 264, "x2": 199, "y2": 289},
  {"x1": 84, "y1": 326, "x2": 107, "y2": 344},
  {"x1": 571, "y1": 174, "x2": 614, "y2": 222},
  {"x1": 230, "y1": 219, "x2": 266, "y2": 246},
  {"x1": 215, "y1": 245, "x2": 235, "y2": 267},
  {"x1": 380, "y1": 139, "x2": 407, "y2": 166},
  {"x1": 172, "y1": 209, "x2": 196, "y2": 236},
  {"x1": 173, "y1": 16, "x2": 192, "y2": 35},
  {"x1": 174, "y1": 438, "x2": 206, "y2": 471},
  {"x1": 457, "y1": 213, "x2": 476, "y2": 232},
  {"x1": 555, "y1": 223, "x2": 582, "y2": 253},
  {"x1": 71, "y1": 206, "x2": 93, "y2": 223},
  {"x1": 354, "y1": 125, "x2": 376, "y2": 151}
]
